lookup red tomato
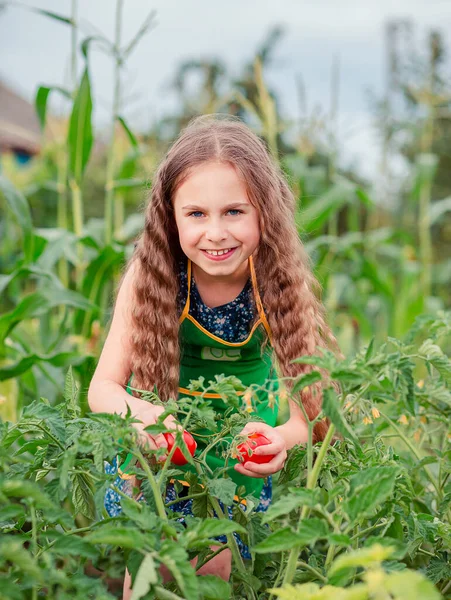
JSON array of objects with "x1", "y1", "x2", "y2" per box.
[
  {"x1": 163, "y1": 430, "x2": 197, "y2": 465},
  {"x1": 236, "y1": 432, "x2": 276, "y2": 464}
]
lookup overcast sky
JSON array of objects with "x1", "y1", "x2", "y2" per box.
[{"x1": 2, "y1": 0, "x2": 451, "y2": 179}]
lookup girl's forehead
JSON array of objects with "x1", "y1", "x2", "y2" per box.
[{"x1": 173, "y1": 162, "x2": 249, "y2": 206}]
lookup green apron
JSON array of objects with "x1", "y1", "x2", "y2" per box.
[{"x1": 120, "y1": 254, "x2": 279, "y2": 500}]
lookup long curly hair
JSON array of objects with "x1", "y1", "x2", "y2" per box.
[{"x1": 127, "y1": 115, "x2": 341, "y2": 442}]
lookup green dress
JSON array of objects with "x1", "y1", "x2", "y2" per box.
[{"x1": 120, "y1": 254, "x2": 279, "y2": 499}]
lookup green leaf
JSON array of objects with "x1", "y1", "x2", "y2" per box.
[
  {"x1": 0, "y1": 539, "x2": 41, "y2": 580},
  {"x1": 123, "y1": 9, "x2": 157, "y2": 58},
  {"x1": 68, "y1": 68, "x2": 93, "y2": 182},
  {"x1": 426, "y1": 557, "x2": 451, "y2": 584},
  {"x1": 190, "y1": 518, "x2": 246, "y2": 543},
  {"x1": 363, "y1": 536, "x2": 407, "y2": 560},
  {"x1": 30, "y1": 7, "x2": 73, "y2": 25},
  {"x1": 0, "y1": 351, "x2": 87, "y2": 382},
  {"x1": 296, "y1": 518, "x2": 329, "y2": 545},
  {"x1": 385, "y1": 569, "x2": 442, "y2": 600},
  {"x1": 261, "y1": 488, "x2": 320, "y2": 523},
  {"x1": 291, "y1": 371, "x2": 322, "y2": 394},
  {"x1": 0, "y1": 175, "x2": 34, "y2": 263},
  {"x1": 72, "y1": 472, "x2": 96, "y2": 520},
  {"x1": 0, "y1": 479, "x2": 55, "y2": 509},
  {"x1": 130, "y1": 553, "x2": 158, "y2": 600},
  {"x1": 64, "y1": 367, "x2": 81, "y2": 418},
  {"x1": 418, "y1": 339, "x2": 451, "y2": 383},
  {"x1": 35, "y1": 85, "x2": 71, "y2": 130},
  {"x1": 344, "y1": 466, "x2": 401, "y2": 522},
  {"x1": 330, "y1": 368, "x2": 365, "y2": 386},
  {"x1": 0, "y1": 287, "x2": 96, "y2": 344},
  {"x1": 267, "y1": 582, "x2": 367, "y2": 599},
  {"x1": 52, "y1": 533, "x2": 98, "y2": 559},
  {"x1": 22, "y1": 401, "x2": 66, "y2": 442},
  {"x1": 298, "y1": 180, "x2": 355, "y2": 234},
  {"x1": 117, "y1": 116, "x2": 139, "y2": 148},
  {"x1": 322, "y1": 387, "x2": 358, "y2": 444},
  {"x1": 0, "y1": 264, "x2": 61, "y2": 296},
  {"x1": 158, "y1": 540, "x2": 199, "y2": 600},
  {"x1": 73, "y1": 244, "x2": 124, "y2": 330},
  {"x1": 328, "y1": 543, "x2": 396, "y2": 576},
  {"x1": 81, "y1": 35, "x2": 113, "y2": 59},
  {"x1": 60, "y1": 445, "x2": 77, "y2": 494},
  {"x1": 253, "y1": 527, "x2": 306, "y2": 553},
  {"x1": 197, "y1": 575, "x2": 231, "y2": 599},
  {"x1": 207, "y1": 478, "x2": 236, "y2": 506},
  {"x1": 87, "y1": 526, "x2": 147, "y2": 549},
  {"x1": 278, "y1": 445, "x2": 306, "y2": 486}
]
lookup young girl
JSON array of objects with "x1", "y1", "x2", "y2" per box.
[{"x1": 88, "y1": 115, "x2": 339, "y2": 598}]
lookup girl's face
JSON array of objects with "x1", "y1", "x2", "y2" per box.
[{"x1": 173, "y1": 161, "x2": 260, "y2": 280}]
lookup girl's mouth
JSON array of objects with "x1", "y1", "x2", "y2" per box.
[{"x1": 201, "y1": 247, "x2": 237, "y2": 261}]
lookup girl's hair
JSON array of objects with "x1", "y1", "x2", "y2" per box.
[{"x1": 128, "y1": 115, "x2": 341, "y2": 442}]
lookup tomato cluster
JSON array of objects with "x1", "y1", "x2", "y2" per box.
[{"x1": 161, "y1": 429, "x2": 276, "y2": 467}]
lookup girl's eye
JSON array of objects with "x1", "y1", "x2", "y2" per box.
[{"x1": 188, "y1": 209, "x2": 243, "y2": 218}]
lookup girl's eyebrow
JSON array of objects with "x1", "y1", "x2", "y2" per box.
[{"x1": 182, "y1": 202, "x2": 249, "y2": 211}]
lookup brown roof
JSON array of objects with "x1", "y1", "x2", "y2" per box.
[{"x1": 0, "y1": 81, "x2": 41, "y2": 155}]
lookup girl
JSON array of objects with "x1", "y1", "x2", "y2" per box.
[{"x1": 88, "y1": 115, "x2": 339, "y2": 598}]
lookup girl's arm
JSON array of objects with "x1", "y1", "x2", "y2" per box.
[
  {"x1": 88, "y1": 260, "x2": 146, "y2": 417},
  {"x1": 274, "y1": 397, "x2": 309, "y2": 449}
]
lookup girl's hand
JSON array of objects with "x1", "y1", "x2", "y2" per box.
[
  {"x1": 131, "y1": 402, "x2": 180, "y2": 459},
  {"x1": 234, "y1": 422, "x2": 287, "y2": 478}
]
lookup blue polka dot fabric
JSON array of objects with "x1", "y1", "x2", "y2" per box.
[
  {"x1": 177, "y1": 259, "x2": 256, "y2": 342},
  {"x1": 104, "y1": 457, "x2": 272, "y2": 559}
]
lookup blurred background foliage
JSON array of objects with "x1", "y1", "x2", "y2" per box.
[{"x1": 0, "y1": 3, "x2": 450, "y2": 419}]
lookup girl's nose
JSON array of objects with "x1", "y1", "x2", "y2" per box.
[{"x1": 205, "y1": 224, "x2": 228, "y2": 242}]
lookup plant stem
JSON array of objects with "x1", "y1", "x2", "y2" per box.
[
  {"x1": 282, "y1": 423, "x2": 336, "y2": 586},
  {"x1": 208, "y1": 495, "x2": 256, "y2": 599},
  {"x1": 297, "y1": 559, "x2": 327, "y2": 583},
  {"x1": 70, "y1": 179, "x2": 84, "y2": 288},
  {"x1": 165, "y1": 491, "x2": 206, "y2": 507},
  {"x1": 132, "y1": 448, "x2": 168, "y2": 521},
  {"x1": 194, "y1": 544, "x2": 230, "y2": 572},
  {"x1": 30, "y1": 500, "x2": 38, "y2": 600},
  {"x1": 104, "y1": 0, "x2": 124, "y2": 245},
  {"x1": 154, "y1": 586, "x2": 185, "y2": 600}
]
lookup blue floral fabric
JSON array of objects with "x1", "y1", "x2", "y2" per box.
[
  {"x1": 177, "y1": 259, "x2": 256, "y2": 342},
  {"x1": 104, "y1": 457, "x2": 272, "y2": 559}
]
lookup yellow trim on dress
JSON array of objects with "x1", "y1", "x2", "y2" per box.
[
  {"x1": 179, "y1": 254, "x2": 273, "y2": 346},
  {"x1": 178, "y1": 386, "x2": 244, "y2": 398}
]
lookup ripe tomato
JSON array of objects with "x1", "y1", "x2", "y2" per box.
[
  {"x1": 236, "y1": 432, "x2": 276, "y2": 464},
  {"x1": 163, "y1": 430, "x2": 197, "y2": 466}
]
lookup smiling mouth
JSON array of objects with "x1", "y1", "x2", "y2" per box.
[{"x1": 202, "y1": 247, "x2": 237, "y2": 256}]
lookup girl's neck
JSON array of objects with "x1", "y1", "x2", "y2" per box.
[{"x1": 191, "y1": 259, "x2": 250, "y2": 309}]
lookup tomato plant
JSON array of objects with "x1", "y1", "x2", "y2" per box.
[
  {"x1": 163, "y1": 430, "x2": 197, "y2": 465},
  {"x1": 236, "y1": 432, "x2": 276, "y2": 464}
]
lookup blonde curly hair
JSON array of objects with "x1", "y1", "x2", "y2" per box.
[{"x1": 127, "y1": 115, "x2": 341, "y2": 442}]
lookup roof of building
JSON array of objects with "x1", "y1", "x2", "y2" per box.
[{"x1": 0, "y1": 81, "x2": 41, "y2": 155}]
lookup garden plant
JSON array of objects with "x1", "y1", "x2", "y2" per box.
[{"x1": 1, "y1": 2, "x2": 451, "y2": 598}]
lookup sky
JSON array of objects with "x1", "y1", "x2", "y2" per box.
[{"x1": 1, "y1": 0, "x2": 451, "y2": 180}]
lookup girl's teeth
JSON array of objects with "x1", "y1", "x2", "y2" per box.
[{"x1": 205, "y1": 248, "x2": 231, "y2": 256}]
